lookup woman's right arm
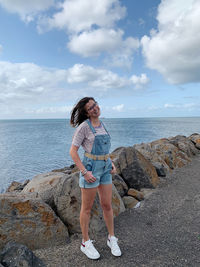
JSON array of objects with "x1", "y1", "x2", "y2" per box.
[{"x1": 69, "y1": 145, "x2": 96, "y2": 183}]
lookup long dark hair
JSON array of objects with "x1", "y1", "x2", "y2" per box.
[{"x1": 70, "y1": 97, "x2": 95, "y2": 127}]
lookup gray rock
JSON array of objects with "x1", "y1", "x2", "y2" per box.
[
  {"x1": 0, "y1": 241, "x2": 45, "y2": 267},
  {"x1": 122, "y1": 196, "x2": 139, "y2": 209},
  {"x1": 152, "y1": 162, "x2": 167, "y2": 177},
  {"x1": 6, "y1": 180, "x2": 30, "y2": 193},
  {"x1": 188, "y1": 133, "x2": 200, "y2": 149},
  {"x1": 112, "y1": 147, "x2": 159, "y2": 190},
  {"x1": 0, "y1": 193, "x2": 69, "y2": 250},
  {"x1": 22, "y1": 171, "x2": 69, "y2": 207},
  {"x1": 169, "y1": 135, "x2": 199, "y2": 157},
  {"x1": 112, "y1": 174, "x2": 128, "y2": 197}
]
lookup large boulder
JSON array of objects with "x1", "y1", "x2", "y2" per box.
[
  {"x1": 149, "y1": 138, "x2": 191, "y2": 169},
  {"x1": 22, "y1": 171, "x2": 69, "y2": 207},
  {"x1": 134, "y1": 142, "x2": 171, "y2": 176},
  {"x1": 0, "y1": 193, "x2": 69, "y2": 250},
  {"x1": 188, "y1": 133, "x2": 200, "y2": 149},
  {"x1": 168, "y1": 135, "x2": 199, "y2": 157},
  {"x1": 0, "y1": 241, "x2": 45, "y2": 267},
  {"x1": 112, "y1": 147, "x2": 160, "y2": 190},
  {"x1": 53, "y1": 172, "x2": 125, "y2": 234},
  {"x1": 134, "y1": 138, "x2": 191, "y2": 174}
]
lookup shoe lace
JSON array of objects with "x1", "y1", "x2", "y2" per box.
[{"x1": 87, "y1": 240, "x2": 96, "y2": 249}]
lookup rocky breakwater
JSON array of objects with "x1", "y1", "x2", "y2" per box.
[{"x1": 0, "y1": 133, "x2": 200, "y2": 256}]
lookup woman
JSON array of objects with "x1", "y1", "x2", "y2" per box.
[{"x1": 70, "y1": 97, "x2": 121, "y2": 260}]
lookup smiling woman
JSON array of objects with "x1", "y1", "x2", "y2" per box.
[{"x1": 69, "y1": 97, "x2": 122, "y2": 260}]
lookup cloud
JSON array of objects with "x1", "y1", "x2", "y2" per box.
[
  {"x1": 67, "y1": 29, "x2": 139, "y2": 67},
  {"x1": 130, "y1": 73, "x2": 150, "y2": 89},
  {"x1": 0, "y1": 61, "x2": 149, "y2": 105},
  {"x1": 37, "y1": 0, "x2": 139, "y2": 68},
  {"x1": 67, "y1": 64, "x2": 149, "y2": 90},
  {"x1": 141, "y1": 0, "x2": 200, "y2": 84},
  {"x1": 67, "y1": 64, "x2": 129, "y2": 89},
  {"x1": 0, "y1": 0, "x2": 54, "y2": 22},
  {"x1": 164, "y1": 103, "x2": 200, "y2": 109},
  {"x1": 38, "y1": 0, "x2": 126, "y2": 33},
  {"x1": 27, "y1": 105, "x2": 73, "y2": 114},
  {"x1": 112, "y1": 104, "x2": 124, "y2": 112},
  {"x1": 0, "y1": 61, "x2": 67, "y2": 103}
]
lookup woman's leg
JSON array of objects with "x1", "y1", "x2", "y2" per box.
[
  {"x1": 98, "y1": 184, "x2": 114, "y2": 236},
  {"x1": 80, "y1": 187, "x2": 97, "y2": 242}
]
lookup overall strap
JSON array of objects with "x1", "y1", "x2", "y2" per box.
[
  {"x1": 100, "y1": 120, "x2": 110, "y2": 136},
  {"x1": 86, "y1": 119, "x2": 96, "y2": 134}
]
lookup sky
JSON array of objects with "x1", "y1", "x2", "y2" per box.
[{"x1": 0, "y1": 0, "x2": 200, "y2": 119}]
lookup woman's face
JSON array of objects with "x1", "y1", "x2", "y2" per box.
[{"x1": 85, "y1": 99, "x2": 100, "y2": 119}]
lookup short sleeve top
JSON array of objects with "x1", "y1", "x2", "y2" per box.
[{"x1": 72, "y1": 120, "x2": 107, "y2": 153}]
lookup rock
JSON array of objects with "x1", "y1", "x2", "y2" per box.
[
  {"x1": 134, "y1": 142, "x2": 171, "y2": 174},
  {"x1": 152, "y1": 162, "x2": 167, "y2": 177},
  {"x1": 135, "y1": 138, "x2": 191, "y2": 172},
  {"x1": 53, "y1": 172, "x2": 125, "y2": 234},
  {"x1": 150, "y1": 138, "x2": 191, "y2": 169},
  {"x1": 6, "y1": 180, "x2": 30, "y2": 193},
  {"x1": 168, "y1": 135, "x2": 199, "y2": 157},
  {"x1": 127, "y1": 188, "x2": 144, "y2": 201},
  {"x1": 112, "y1": 147, "x2": 160, "y2": 190},
  {"x1": 140, "y1": 188, "x2": 155, "y2": 199},
  {"x1": 122, "y1": 196, "x2": 139, "y2": 209},
  {"x1": 0, "y1": 193, "x2": 69, "y2": 250},
  {"x1": 112, "y1": 174, "x2": 128, "y2": 197},
  {"x1": 52, "y1": 166, "x2": 72, "y2": 175},
  {"x1": 0, "y1": 241, "x2": 45, "y2": 267},
  {"x1": 188, "y1": 133, "x2": 200, "y2": 149},
  {"x1": 22, "y1": 172, "x2": 69, "y2": 207}
]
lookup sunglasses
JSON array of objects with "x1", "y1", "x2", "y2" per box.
[{"x1": 87, "y1": 102, "x2": 98, "y2": 112}]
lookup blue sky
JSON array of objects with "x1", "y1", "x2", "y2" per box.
[{"x1": 0, "y1": 0, "x2": 200, "y2": 119}]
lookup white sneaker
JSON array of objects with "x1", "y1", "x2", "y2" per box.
[
  {"x1": 80, "y1": 239, "x2": 100, "y2": 260},
  {"x1": 107, "y1": 236, "x2": 122, "y2": 257}
]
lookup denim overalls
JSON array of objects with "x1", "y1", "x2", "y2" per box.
[{"x1": 79, "y1": 119, "x2": 113, "y2": 188}]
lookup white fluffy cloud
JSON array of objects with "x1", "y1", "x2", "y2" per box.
[
  {"x1": 0, "y1": 61, "x2": 149, "y2": 104},
  {"x1": 67, "y1": 64, "x2": 129, "y2": 89},
  {"x1": 0, "y1": 0, "x2": 54, "y2": 22},
  {"x1": 68, "y1": 29, "x2": 139, "y2": 67},
  {"x1": 37, "y1": 0, "x2": 139, "y2": 68},
  {"x1": 141, "y1": 0, "x2": 200, "y2": 84},
  {"x1": 0, "y1": 61, "x2": 67, "y2": 103},
  {"x1": 67, "y1": 64, "x2": 149, "y2": 89},
  {"x1": 39, "y1": 0, "x2": 126, "y2": 33},
  {"x1": 130, "y1": 73, "x2": 150, "y2": 89}
]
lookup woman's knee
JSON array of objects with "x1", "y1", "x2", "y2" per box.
[
  {"x1": 101, "y1": 202, "x2": 112, "y2": 212},
  {"x1": 80, "y1": 204, "x2": 93, "y2": 215}
]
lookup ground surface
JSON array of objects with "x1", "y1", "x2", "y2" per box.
[{"x1": 34, "y1": 154, "x2": 200, "y2": 267}]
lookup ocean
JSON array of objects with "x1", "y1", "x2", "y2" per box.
[{"x1": 0, "y1": 117, "x2": 200, "y2": 193}]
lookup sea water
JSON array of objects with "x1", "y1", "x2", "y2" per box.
[{"x1": 0, "y1": 117, "x2": 200, "y2": 192}]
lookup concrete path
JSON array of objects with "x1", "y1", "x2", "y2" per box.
[{"x1": 35, "y1": 154, "x2": 200, "y2": 267}]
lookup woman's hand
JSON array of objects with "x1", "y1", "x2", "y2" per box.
[
  {"x1": 84, "y1": 171, "x2": 96, "y2": 183},
  {"x1": 110, "y1": 162, "x2": 117, "y2": 174}
]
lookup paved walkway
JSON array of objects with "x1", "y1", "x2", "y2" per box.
[{"x1": 35, "y1": 154, "x2": 200, "y2": 267}]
